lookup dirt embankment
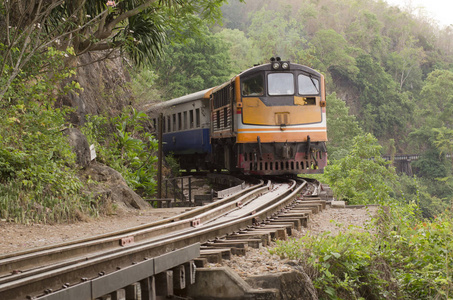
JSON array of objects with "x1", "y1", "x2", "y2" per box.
[{"x1": 0, "y1": 205, "x2": 378, "y2": 259}]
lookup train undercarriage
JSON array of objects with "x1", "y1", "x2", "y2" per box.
[{"x1": 210, "y1": 138, "x2": 327, "y2": 175}]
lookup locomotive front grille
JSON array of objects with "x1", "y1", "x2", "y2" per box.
[
  {"x1": 275, "y1": 112, "x2": 290, "y2": 125},
  {"x1": 243, "y1": 150, "x2": 325, "y2": 173},
  {"x1": 248, "y1": 160, "x2": 319, "y2": 172}
]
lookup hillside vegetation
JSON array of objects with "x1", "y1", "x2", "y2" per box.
[
  {"x1": 0, "y1": 0, "x2": 452, "y2": 297},
  {"x1": 136, "y1": 0, "x2": 453, "y2": 216},
  {"x1": 0, "y1": 0, "x2": 229, "y2": 222}
]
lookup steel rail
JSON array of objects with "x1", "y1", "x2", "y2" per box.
[
  {"x1": 0, "y1": 180, "x2": 265, "y2": 278},
  {"x1": 0, "y1": 178, "x2": 308, "y2": 300}
]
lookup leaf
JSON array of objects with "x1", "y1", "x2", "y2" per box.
[
  {"x1": 8, "y1": 117, "x2": 20, "y2": 124},
  {"x1": 331, "y1": 252, "x2": 341, "y2": 258}
]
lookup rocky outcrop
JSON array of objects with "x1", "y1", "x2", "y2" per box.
[
  {"x1": 246, "y1": 268, "x2": 318, "y2": 300},
  {"x1": 80, "y1": 162, "x2": 150, "y2": 210},
  {"x1": 64, "y1": 127, "x2": 150, "y2": 210},
  {"x1": 187, "y1": 267, "x2": 318, "y2": 300},
  {"x1": 58, "y1": 51, "x2": 132, "y2": 126},
  {"x1": 63, "y1": 127, "x2": 91, "y2": 168},
  {"x1": 59, "y1": 51, "x2": 149, "y2": 211}
]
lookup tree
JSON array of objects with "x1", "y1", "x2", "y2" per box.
[
  {"x1": 0, "y1": 0, "x2": 230, "y2": 101},
  {"x1": 321, "y1": 133, "x2": 396, "y2": 204},
  {"x1": 345, "y1": 9, "x2": 384, "y2": 58},
  {"x1": 417, "y1": 70, "x2": 453, "y2": 128},
  {"x1": 385, "y1": 45, "x2": 425, "y2": 92},
  {"x1": 310, "y1": 29, "x2": 359, "y2": 80},
  {"x1": 247, "y1": 5, "x2": 309, "y2": 63},
  {"x1": 433, "y1": 127, "x2": 453, "y2": 158},
  {"x1": 354, "y1": 54, "x2": 412, "y2": 138},
  {"x1": 153, "y1": 22, "x2": 232, "y2": 99},
  {"x1": 326, "y1": 92, "x2": 363, "y2": 160},
  {"x1": 215, "y1": 28, "x2": 260, "y2": 74}
]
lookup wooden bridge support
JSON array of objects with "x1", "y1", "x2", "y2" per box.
[{"x1": 393, "y1": 159, "x2": 413, "y2": 176}]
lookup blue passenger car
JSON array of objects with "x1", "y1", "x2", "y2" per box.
[{"x1": 147, "y1": 89, "x2": 213, "y2": 170}]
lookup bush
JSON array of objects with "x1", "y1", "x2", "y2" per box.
[
  {"x1": 319, "y1": 133, "x2": 397, "y2": 205},
  {"x1": 82, "y1": 108, "x2": 158, "y2": 196},
  {"x1": 0, "y1": 101, "x2": 99, "y2": 223},
  {"x1": 0, "y1": 46, "x2": 109, "y2": 224},
  {"x1": 270, "y1": 202, "x2": 453, "y2": 299}
]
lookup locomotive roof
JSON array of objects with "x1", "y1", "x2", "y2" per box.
[
  {"x1": 211, "y1": 62, "x2": 322, "y2": 94},
  {"x1": 238, "y1": 62, "x2": 322, "y2": 77},
  {"x1": 147, "y1": 61, "x2": 322, "y2": 112}
]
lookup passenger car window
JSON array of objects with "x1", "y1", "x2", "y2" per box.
[
  {"x1": 298, "y1": 74, "x2": 319, "y2": 95},
  {"x1": 195, "y1": 109, "x2": 200, "y2": 127},
  {"x1": 268, "y1": 73, "x2": 294, "y2": 95},
  {"x1": 189, "y1": 110, "x2": 194, "y2": 128}
]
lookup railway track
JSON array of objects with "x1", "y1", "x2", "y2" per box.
[{"x1": 0, "y1": 177, "x2": 322, "y2": 300}]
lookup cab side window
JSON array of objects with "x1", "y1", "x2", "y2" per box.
[{"x1": 242, "y1": 75, "x2": 264, "y2": 96}]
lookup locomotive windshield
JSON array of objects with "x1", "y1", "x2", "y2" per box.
[
  {"x1": 268, "y1": 73, "x2": 294, "y2": 95},
  {"x1": 298, "y1": 74, "x2": 319, "y2": 95},
  {"x1": 242, "y1": 74, "x2": 264, "y2": 96}
]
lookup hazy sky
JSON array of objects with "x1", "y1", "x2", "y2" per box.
[{"x1": 385, "y1": 0, "x2": 453, "y2": 27}]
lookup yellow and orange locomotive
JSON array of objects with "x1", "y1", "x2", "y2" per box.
[{"x1": 149, "y1": 58, "x2": 327, "y2": 175}]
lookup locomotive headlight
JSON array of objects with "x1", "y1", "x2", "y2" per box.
[
  {"x1": 281, "y1": 62, "x2": 289, "y2": 69},
  {"x1": 272, "y1": 62, "x2": 280, "y2": 70}
]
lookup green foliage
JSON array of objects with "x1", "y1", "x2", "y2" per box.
[
  {"x1": 311, "y1": 29, "x2": 360, "y2": 79},
  {"x1": 409, "y1": 126, "x2": 453, "y2": 204},
  {"x1": 247, "y1": 5, "x2": 309, "y2": 64},
  {"x1": 0, "y1": 46, "x2": 101, "y2": 223},
  {"x1": 416, "y1": 70, "x2": 453, "y2": 128},
  {"x1": 165, "y1": 154, "x2": 181, "y2": 178},
  {"x1": 385, "y1": 46, "x2": 425, "y2": 93},
  {"x1": 345, "y1": 9, "x2": 385, "y2": 58},
  {"x1": 130, "y1": 69, "x2": 161, "y2": 103},
  {"x1": 321, "y1": 133, "x2": 396, "y2": 204},
  {"x1": 82, "y1": 108, "x2": 158, "y2": 195},
  {"x1": 411, "y1": 147, "x2": 449, "y2": 179},
  {"x1": 272, "y1": 229, "x2": 388, "y2": 299},
  {"x1": 153, "y1": 21, "x2": 232, "y2": 98},
  {"x1": 397, "y1": 175, "x2": 450, "y2": 219},
  {"x1": 381, "y1": 208, "x2": 453, "y2": 299},
  {"x1": 433, "y1": 127, "x2": 453, "y2": 157},
  {"x1": 215, "y1": 28, "x2": 260, "y2": 74},
  {"x1": 48, "y1": 0, "x2": 229, "y2": 65},
  {"x1": 326, "y1": 93, "x2": 363, "y2": 160},
  {"x1": 113, "y1": 109, "x2": 158, "y2": 194},
  {"x1": 271, "y1": 205, "x2": 453, "y2": 299},
  {"x1": 0, "y1": 101, "x2": 96, "y2": 223},
  {"x1": 354, "y1": 54, "x2": 412, "y2": 138},
  {"x1": 0, "y1": 0, "x2": 232, "y2": 100},
  {"x1": 0, "y1": 42, "x2": 78, "y2": 101}
]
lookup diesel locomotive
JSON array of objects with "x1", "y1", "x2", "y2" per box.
[{"x1": 148, "y1": 58, "x2": 327, "y2": 175}]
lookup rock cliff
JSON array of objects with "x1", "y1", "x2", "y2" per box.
[{"x1": 61, "y1": 52, "x2": 150, "y2": 211}]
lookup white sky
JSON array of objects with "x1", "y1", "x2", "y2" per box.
[{"x1": 384, "y1": 0, "x2": 453, "y2": 27}]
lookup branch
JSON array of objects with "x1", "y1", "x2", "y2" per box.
[
  {"x1": 81, "y1": 40, "x2": 125, "y2": 52},
  {"x1": 75, "y1": 48, "x2": 120, "y2": 68},
  {"x1": 96, "y1": 0, "x2": 159, "y2": 40},
  {"x1": 77, "y1": 1, "x2": 160, "y2": 53}
]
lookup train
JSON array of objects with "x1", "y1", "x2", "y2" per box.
[{"x1": 147, "y1": 58, "x2": 327, "y2": 176}]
